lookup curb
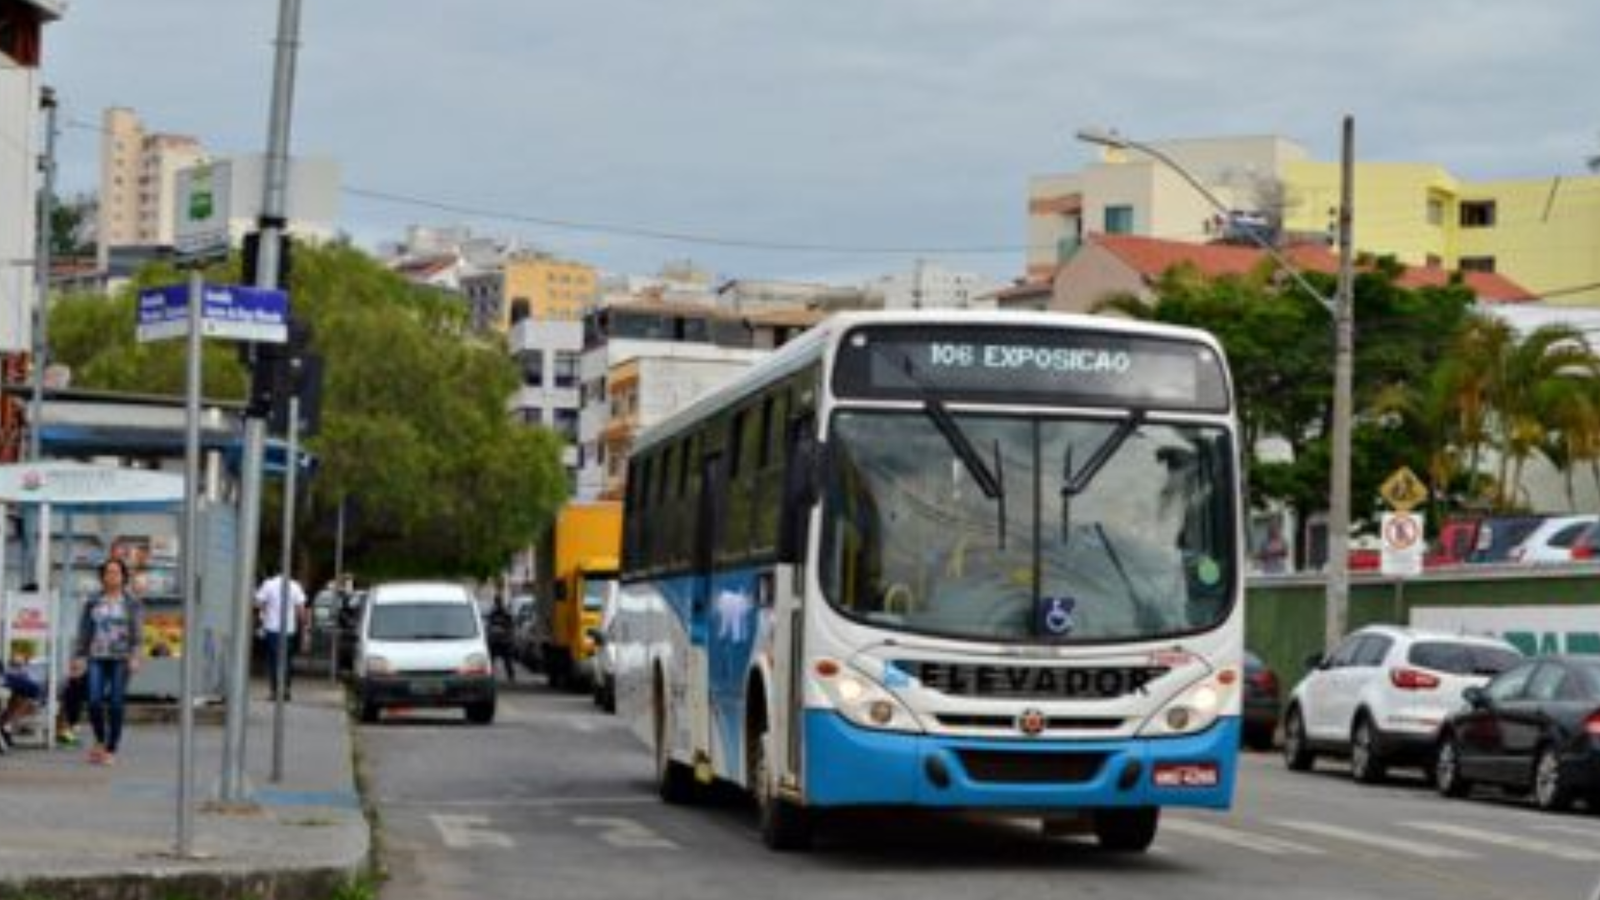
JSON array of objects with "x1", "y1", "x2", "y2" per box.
[{"x1": 0, "y1": 863, "x2": 363, "y2": 900}]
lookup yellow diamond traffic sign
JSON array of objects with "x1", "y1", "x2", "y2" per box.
[{"x1": 1379, "y1": 465, "x2": 1429, "y2": 511}]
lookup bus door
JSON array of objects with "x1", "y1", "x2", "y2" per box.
[{"x1": 689, "y1": 450, "x2": 725, "y2": 776}]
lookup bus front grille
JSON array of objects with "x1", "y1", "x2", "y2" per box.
[
  {"x1": 936, "y1": 714, "x2": 1125, "y2": 732},
  {"x1": 954, "y1": 749, "x2": 1108, "y2": 784}
]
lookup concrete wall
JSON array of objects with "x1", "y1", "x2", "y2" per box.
[
  {"x1": 1247, "y1": 567, "x2": 1600, "y2": 705},
  {"x1": 0, "y1": 64, "x2": 38, "y2": 352}
]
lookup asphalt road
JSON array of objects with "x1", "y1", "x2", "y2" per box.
[{"x1": 359, "y1": 677, "x2": 1600, "y2": 900}]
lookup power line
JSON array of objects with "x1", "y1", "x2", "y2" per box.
[{"x1": 344, "y1": 185, "x2": 1023, "y2": 256}]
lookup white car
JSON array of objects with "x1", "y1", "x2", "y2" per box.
[
  {"x1": 1506, "y1": 514, "x2": 1599, "y2": 564},
  {"x1": 1282, "y1": 625, "x2": 1521, "y2": 782},
  {"x1": 355, "y1": 581, "x2": 497, "y2": 725}
]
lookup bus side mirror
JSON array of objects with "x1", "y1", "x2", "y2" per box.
[{"x1": 777, "y1": 434, "x2": 824, "y2": 565}]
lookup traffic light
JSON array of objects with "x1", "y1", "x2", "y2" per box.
[
  {"x1": 270, "y1": 351, "x2": 323, "y2": 437},
  {"x1": 241, "y1": 231, "x2": 294, "y2": 287}
]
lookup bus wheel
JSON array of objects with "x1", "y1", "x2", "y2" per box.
[
  {"x1": 751, "y1": 725, "x2": 811, "y2": 851},
  {"x1": 654, "y1": 679, "x2": 697, "y2": 804},
  {"x1": 1094, "y1": 807, "x2": 1159, "y2": 853}
]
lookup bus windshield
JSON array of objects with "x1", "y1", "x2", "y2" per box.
[
  {"x1": 582, "y1": 576, "x2": 618, "y2": 612},
  {"x1": 820, "y1": 410, "x2": 1235, "y2": 643}
]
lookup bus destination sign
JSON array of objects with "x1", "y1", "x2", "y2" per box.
[{"x1": 833, "y1": 325, "x2": 1231, "y2": 412}]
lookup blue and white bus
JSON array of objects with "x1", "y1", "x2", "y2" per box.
[{"x1": 613, "y1": 310, "x2": 1241, "y2": 852}]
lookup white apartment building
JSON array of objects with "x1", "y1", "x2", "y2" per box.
[
  {"x1": 0, "y1": 0, "x2": 61, "y2": 353},
  {"x1": 868, "y1": 260, "x2": 1000, "y2": 310},
  {"x1": 508, "y1": 316, "x2": 584, "y2": 478},
  {"x1": 97, "y1": 107, "x2": 208, "y2": 267},
  {"x1": 583, "y1": 341, "x2": 769, "y2": 500}
]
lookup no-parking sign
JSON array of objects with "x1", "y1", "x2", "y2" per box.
[{"x1": 1381, "y1": 511, "x2": 1425, "y2": 577}]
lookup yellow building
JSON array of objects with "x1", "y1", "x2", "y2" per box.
[
  {"x1": 500, "y1": 254, "x2": 599, "y2": 329},
  {"x1": 1282, "y1": 161, "x2": 1600, "y2": 305},
  {"x1": 1031, "y1": 135, "x2": 1600, "y2": 306}
]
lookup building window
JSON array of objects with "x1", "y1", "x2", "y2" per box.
[
  {"x1": 1425, "y1": 198, "x2": 1445, "y2": 226},
  {"x1": 554, "y1": 409, "x2": 579, "y2": 441},
  {"x1": 1460, "y1": 201, "x2": 1497, "y2": 228},
  {"x1": 1103, "y1": 205, "x2": 1134, "y2": 235},
  {"x1": 1459, "y1": 256, "x2": 1496, "y2": 273},
  {"x1": 554, "y1": 352, "x2": 579, "y2": 388}
]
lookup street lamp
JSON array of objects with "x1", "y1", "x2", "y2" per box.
[{"x1": 1075, "y1": 122, "x2": 1356, "y2": 653}]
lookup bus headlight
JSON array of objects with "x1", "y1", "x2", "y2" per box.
[
  {"x1": 813, "y1": 660, "x2": 923, "y2": 734},
  {"x1": 1138, "y1": 667, "x2": 1237, "y2": 738}
]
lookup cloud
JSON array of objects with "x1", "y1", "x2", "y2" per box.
[{"x1": 41, "y1": 0, "x2": 1600, "y2": 281}]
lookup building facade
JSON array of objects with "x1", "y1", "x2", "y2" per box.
[
  {"x1": 868, "y1": 260, "x2": 999, "y2": 310},
  {"x1": 1030, "y1": 133, "x2": 1600, "y2": 306},
  {"x1": 96, "y1": 107, "x2": 208, "y2": 266},
  {"x1": 0, "y1": 0, "x2": 61, "y2": 354},
  {"x1": 501, "y1": 254, "x2": 598, "y2": 331}
]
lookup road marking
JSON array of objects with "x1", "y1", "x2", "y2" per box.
[
  {"x1": 430, "y1": 813, "x2": 515, "y2": 849},
  {"x1": 1163, "y1": 818, "x2": 1325, "y2": 856},
  {"x1": 573, "y1": 816, "x2": 679, "y2": 849},
  {"x1": 388, "y1": 795, "x2": 654, "y2": 809},
  {"x1": 1272, "y1": 819, "x2": 1476, "y2": 859},
  {"x1": 1533, "y1": 822, "x2": 1600, "y2": 840},
  {"x1": 1404, "y1": 821, "x2": 1600, "y2": 863}
]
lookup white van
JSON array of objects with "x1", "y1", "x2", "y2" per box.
[{"x1": 355, "y1": 581, "x2": 496, "y2": 724}]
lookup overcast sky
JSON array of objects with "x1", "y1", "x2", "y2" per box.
[{"x1": 41, "y1": 1, "x2": 1600, "y2": 284}]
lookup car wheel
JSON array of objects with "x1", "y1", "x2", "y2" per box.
[
  {"x1": 1282, "y1": 706, "x2": 1315, "y2": 771},
  {"x1": 751, "y1": 721, "x2": 811, "y2": 850},
  {"x1": 465, "y1": 700, "x2": 496, "y2": 725},
  {"x1": 1534, "y1": 745, "x2": 1576, "y2": 812},
  {"x1": 1435, "y1": 736, "x2": 1472, "y2": 798},
  {"x1": 1094, "y1": 807, "x2": 1159, "y2": 853},
  {"x1": 654, "y1": 676, "x2": 698, "y2": 804},
  {"x1": 1350, "y1": 715, "x2": 1387, "y2": 784}
]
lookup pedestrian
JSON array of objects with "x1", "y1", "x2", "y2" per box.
[
  {"x1": 71, "y1": 558, "x2": 144, "y2": 766},
  {"x1": 486, "y1": 595, "x2": 516, "y2": 682},
  {"x1": 56, "y1": 669, "x2": 85, "y2": 747},
  {"x1": 0, "y1": 639, "x2": 45, "y2": 753},
  {"x1": 255, "y1": 571, "x2": 308, "y2": 701}
]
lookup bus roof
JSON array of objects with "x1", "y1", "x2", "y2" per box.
[{"x1": 630, "y1": 309, "x2": 1229, "y2": 455}]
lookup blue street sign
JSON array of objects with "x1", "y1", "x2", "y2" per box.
[{"x1": 137, "y1": 283, "x2": 290, "y2": 344}]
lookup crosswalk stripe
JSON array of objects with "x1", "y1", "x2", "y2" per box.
[
  {"x1": 1404, "y1": 821, "x2": 1600, "y2": 863},
  {"x1": 1272, "y1": 819, "x2": 1477, "y2": 860},
  {"x1": 1164, "y1": 818, "x2": 1325, "y2": 856}
]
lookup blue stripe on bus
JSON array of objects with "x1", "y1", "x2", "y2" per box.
[
  {"x1": 803, "y1": 710, "x2": 1239, "y2": 811},
  {"x1": 652, "y1": 565, "x2": 773, "y2": 781}
]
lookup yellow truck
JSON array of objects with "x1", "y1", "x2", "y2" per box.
[{"x1": 536, "y1": 501, "x2": 621, "y2": 690}]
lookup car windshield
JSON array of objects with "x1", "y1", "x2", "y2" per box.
[
  {"x1": 369, "y1": 603, "x2": 479, "y2": 641},
  {"x1": 1407, "y1": 642, "x2": 1522, "y2": 675},
  {"x1": 820, "y1": 410, "x2": 1235, "y2": 643},
  {"x1": 1575, "y1": 661, "x2": 1600, "y2": 696},
  {"x1": 583, "y1": 577, "x2": 617, "y2": 612}
]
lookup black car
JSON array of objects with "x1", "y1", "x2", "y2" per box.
[
  {"x1": 1242, "y1": 650, "x2": 1280, "y2": 751},
  {"x1": 1435, "y1": 655, "x2": 1600, "y2": 811}
]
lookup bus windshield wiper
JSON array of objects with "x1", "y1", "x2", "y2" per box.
[
  {"x1": 869, "y1": 341, "x2": 1004, "y2": 502},
  {"x1": 1063, "y1": 410, "x2": 1145, "y2": 497}
]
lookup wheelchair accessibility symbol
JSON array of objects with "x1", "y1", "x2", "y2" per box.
[{"x1": 1038, "y1": 596, "x2": 1077, "y2": 637}]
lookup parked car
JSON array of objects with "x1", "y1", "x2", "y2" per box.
[
  {"x1": 1282, "y1": 625, "x2": 1523, "y2": 782},
  {"x1": 306, "y1": 586, "x2": 364, "y2": 674},
  {"x1": 355, "y1": 581, "x2": 496, "y2": 725},
  {"x1": 1466, "y1": 515, "x2": 1546, "y2": 564},
  {"x1": 1507, "y1": 514, "x2": 1600, "y2": 564},
  {"x1": 1570, "y1": 520, "x2": 1600, "y2": 562},
  {"x1": 1435, "y1": 655, "x2": 1600, "y2": 811},
  {"x1": 1242, "y1": 650, "x2": 1280, "y2": 750}
]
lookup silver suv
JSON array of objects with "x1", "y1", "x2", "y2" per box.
[{"x1": 1282, "y1": 625, "x2": 1522, "y2": 782}]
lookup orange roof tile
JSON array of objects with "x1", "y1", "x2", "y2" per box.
[{"x1": 1092, "y1": 234, "x2": 1535, "y2": 304}]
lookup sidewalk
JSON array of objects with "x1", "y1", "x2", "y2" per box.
[{"x1": 0, "y1": 679, "x2": 370, "y2": 900}]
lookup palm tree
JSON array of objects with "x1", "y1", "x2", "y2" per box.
[
  {"x1": 1490, "y1": 324, "x2": 1600, "y2": 509},
  {"x1": 1443, "y1": 315, "x2": 1513, "y2": 505}
]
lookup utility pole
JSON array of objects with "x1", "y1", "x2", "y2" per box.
[
  {"x1": 222, "y1": 0, "x2": 306, "y2": 803},
  {"x1": 1324, "y1": 115, "x2": 1357, "y2": 652},
  {"x1": 28, "y1": 86, "x2": 58, "y2": 462}
]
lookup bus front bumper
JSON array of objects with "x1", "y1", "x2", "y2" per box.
[{"x1": 803, "y1": 710, "x2": 1238, "y2": 811}]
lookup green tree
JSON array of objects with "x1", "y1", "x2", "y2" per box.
[
  {"x1": 49, "y1": 192, "x2": 97, "y2": 258},
  {"x1": 49, "y1": 242, "x2": 567, "y2": 582}
]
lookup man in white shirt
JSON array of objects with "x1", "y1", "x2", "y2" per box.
[{"x1": 255, "y1": 573, "x2": 308, "y2": 701}]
